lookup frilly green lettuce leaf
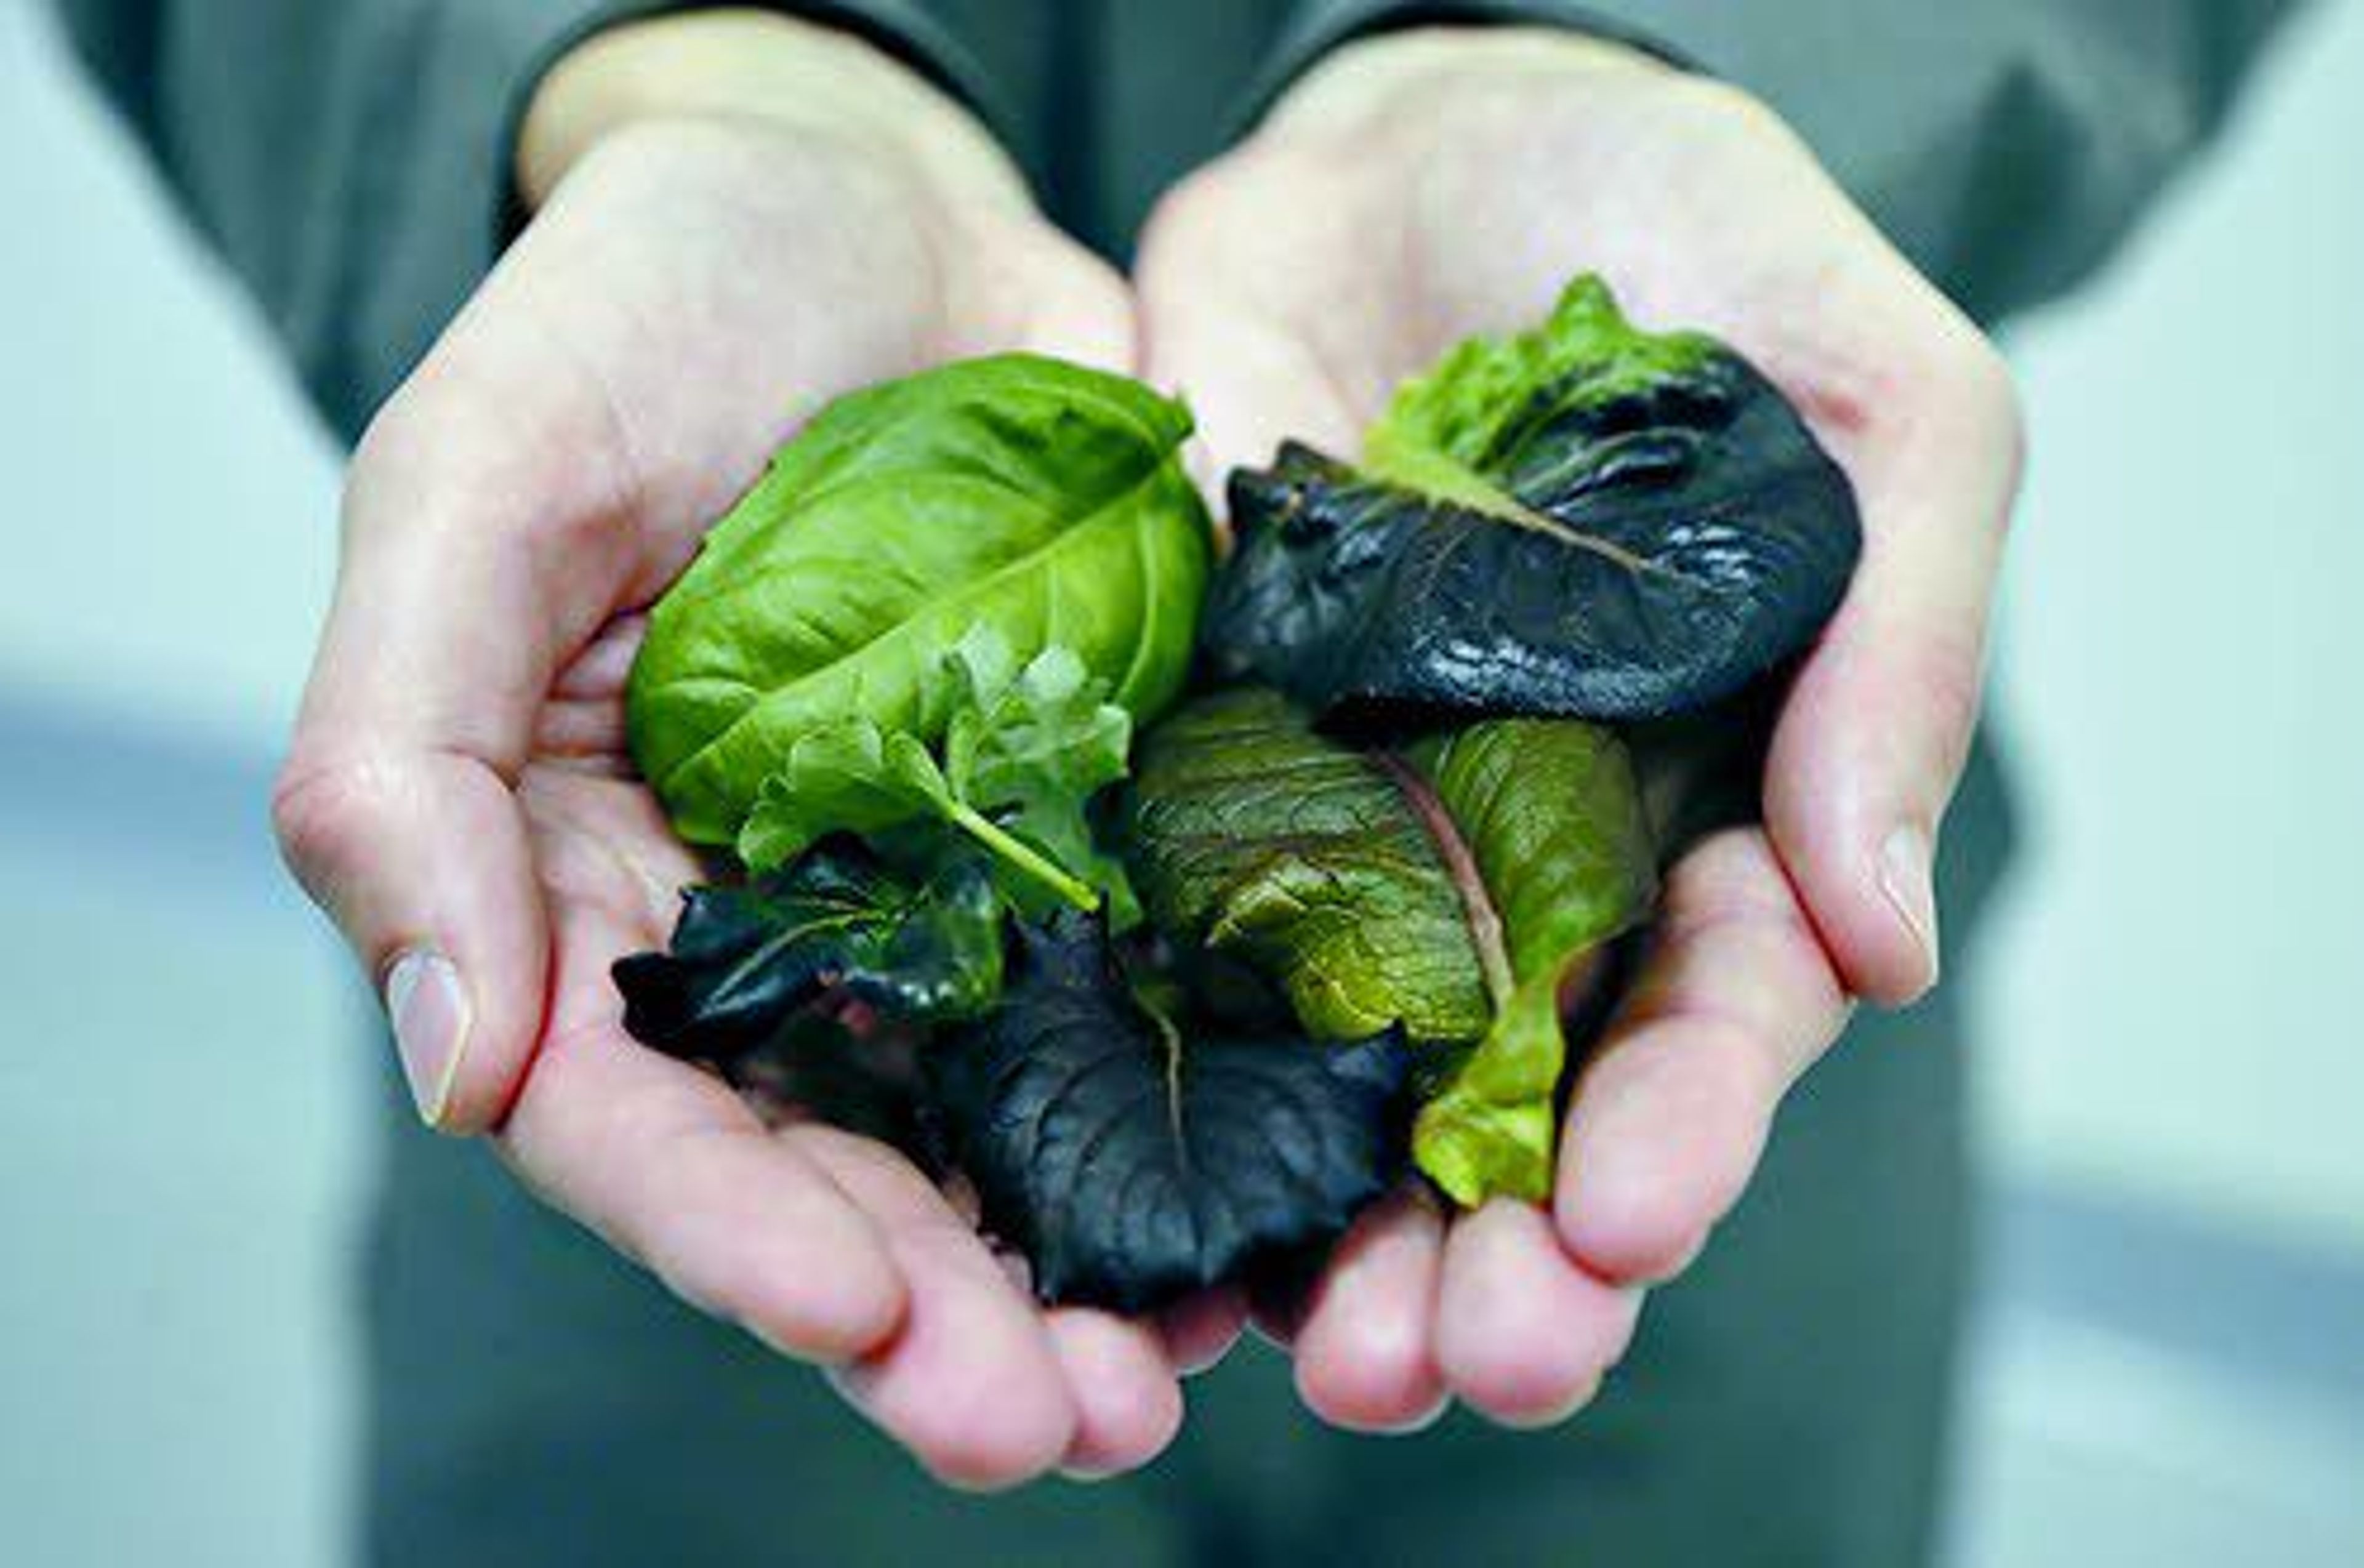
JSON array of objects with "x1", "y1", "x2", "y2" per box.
[{"x1": 738, "y1": 629, "x2": 1133, "y2": 913}]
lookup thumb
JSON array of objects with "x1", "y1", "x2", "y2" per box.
[
  {"x1": 1763, "y1": 317, "x2": 2022, "y2": 1007},
  {"x1": 273, "y1": 375, "x2": 609, "y2": 1133}
]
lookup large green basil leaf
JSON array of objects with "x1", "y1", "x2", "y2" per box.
[
  {"x1": 613, "y1": 842, "x2": 1003, "y2": 1063},
  {"x1": 928, "y1": 914, "x2": 1410, "y2": 1313},
  {"x1": 629, "y1": 353, "x2": 1212, "y2": 853},
  {"x1": 1205, "y1": 275, "x2": 1859, "y2": 723},
  {"x1": 1128, "y1": 690, "x2": 1656, "y2": 1205}
]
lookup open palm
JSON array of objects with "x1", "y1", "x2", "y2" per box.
[
  {"x1": 1137, "y1": 31, "x2": 2020, "y2": 1428},
  {"x1": 273, "y1": 115, "x2": 1192, "y2": 1486}
]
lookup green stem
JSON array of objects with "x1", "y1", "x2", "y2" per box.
[{"x1": 947, "y1": 802, "x2": 1101, "y2": 912}]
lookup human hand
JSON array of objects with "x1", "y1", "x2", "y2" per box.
[
  {"x1": 1137, "y1": 27, "x2": 2020, "y2": 1429},
  {"x1": 271, "y1": 12, "x2": 1192, "y2": 1487}
]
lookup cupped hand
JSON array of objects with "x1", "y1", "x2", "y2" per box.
[
  {"x1": 271, "y1": 15, "x2": 1192, "y2": 1488},
  {"x1": 1137, "y1": 28, "x2": 2020, "y2": 1429}
]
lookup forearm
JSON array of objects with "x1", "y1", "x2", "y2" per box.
[
  {"x1": 515, "y1": 10, "x2": 1026, "y2": 214},
  {"x1": 1256, "y1": 0, "x2": 2300, "y2": 323},
  {"x1": 49, "y1": 0, "x2": 1019, "y2": 440}
]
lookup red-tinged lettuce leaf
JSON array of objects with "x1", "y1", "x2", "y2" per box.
[
  {"x1": 1128, "y1": 691, "x2": 1656, "y2": 1205},
  {"x1": 613, "y1": 843, "x2": 1003, "y2": 1063},
  {"x1": 1205, "y1": 275, "x2": 1860, "y2": 723},
  {"x1": 927, "y1": 914, "x2": 1410, "y2": 1313},
  {"x1": 1126, "y1": 688, "x2": 1492, "y2": 1044}
]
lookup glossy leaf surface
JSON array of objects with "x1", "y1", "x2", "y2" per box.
[
  {"x1": 614, "y1": 844, "x2": 1003, "y2": 1063},
  {"x1": 1207, "y1": 276, "x2": 1860, "y2": 722}
]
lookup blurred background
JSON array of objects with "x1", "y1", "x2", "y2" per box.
[{"x1": 1, "y1": 1, "x2": 2359, "y2": 1563}]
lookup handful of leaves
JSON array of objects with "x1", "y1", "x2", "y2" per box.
[{"x1": 616, "y1": 278, "x2": 1860, "y2": 1311}]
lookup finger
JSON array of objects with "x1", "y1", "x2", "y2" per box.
[
  {"x1": 1142, "y1": 284, "x2": 1368, "y2": 505},
  {"x1": 1159, "y1": 1286, "x2": 1248, "y2": 1377},
  {"x1": 795, "y1": 1127, "x2": 1080, "y2": 1491},
  {"x1": 1136, "y1": 175, "x2": 1378, "y2": 505},
  {"x1": 273, "y1": 275, "x2": 659, "y2": 1134},
  {"x1": 1048, "y1": 1310, "x2": 1186, "y2": 1480},
  {"x1": 1436, "y1": 1199, "x2": 1641, "y2": 1427},
  {"x1": 1291, "y1": 1188, "x2": 1449, "y2": 1433},
  {"x1": 948, "y1": 209, "x2": 1141, "y2": 376},
  {"x1": 1764, "y1": 313, "x2": 2021, "y2": 1006},
  {"x1": 1555, "y1": 830, "x2": 1852, "y2": 1284},
  {"x1": 495, "y1": 954, "x2": 908, "y2": 1369}
]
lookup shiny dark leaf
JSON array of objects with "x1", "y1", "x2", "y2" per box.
[
  {"x1": 614, "y1": 844, "x2": 1003, "y2": 1062},
  {"x1": 1207, "y1": 275, "x2": 1860, "y2": 722},
  {"x1": 928, "y1": 915, "x2": 1410, "y2": 1313}
]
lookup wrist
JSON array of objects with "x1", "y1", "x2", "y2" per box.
[
  {"x1": 1261, "y1": 25, "x2": 1671, "y2": 143},
  {"x1": 516, "y1": 8, "x2": 1029, "y2": 217}
]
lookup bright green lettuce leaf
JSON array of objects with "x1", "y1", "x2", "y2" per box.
[
  {"x1": 1408, "y1": 719, "x2": 1658, "y2": 1204},
  {"x1": 739, "y1": 629, "x2": 1132, "y2": 912},
  {"x1": 943, "y1": 632, "x2": 1138, "y2": 922},
  {"x1": 1365, "y1": 273, "x2": 1717, "y2": 503},
  {"x1": 629, "y1": 353, "x2": 1211, "y2": 851}
]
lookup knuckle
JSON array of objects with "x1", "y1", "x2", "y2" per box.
[
  {"x1": 1907, "y1": 632, "x2": 1988, "y2": 764},
  {"x1": 1137, "y1": 163, "x2": 1246, "y2": 275},
  {"x1": 270, "y1": 751, "x2": 398, "y2": 890}
]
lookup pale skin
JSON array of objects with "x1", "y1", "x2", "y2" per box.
[{"x1": 273, "y1": 12, "x2": 2019, "y2": 1486}]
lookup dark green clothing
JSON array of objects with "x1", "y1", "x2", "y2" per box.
[
  {"x1": 52, "y1": 2, "x2": 2290, "y2": 1564},
  {"x1": 58, "y1": 0, "x2": 2292, "y2": 438}
]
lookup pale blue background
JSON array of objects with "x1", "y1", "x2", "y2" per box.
[{"x1": 1, "y1": 1, "x2": 2359, "y2": 1562}]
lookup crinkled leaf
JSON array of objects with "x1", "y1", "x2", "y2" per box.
[
  {"x1": 738, "y1": 630, "x2": 1134, "y2": 912},
  {"x1": 739, "y1": 721, "x2": 954, "y2": 872},
  {"x1": 613, "y1": 844, "x2": 1003, "y2": 1063},
  {"x1": 928, "y1": 915, "x2": 1410, "y2": 1313},
  {"x1": 1128, "y1": 691, "x2": 1656, "y2": 1205},
  {"x1": 943, "y1": 631, "x2": 1138, "y2": 921},
  {"x1": 1128, "y1": 688, "x2": 1490, "y2": 1042},
  {"x1": 1207, "y1": 275, "x2": 1860, "y2": 722},
  {"x1": 629, "y1": 353, "x2": 1210, "y2": 851}
]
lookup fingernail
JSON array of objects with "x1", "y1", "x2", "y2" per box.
[
  {"x1": 1878, "y1": 825, "x2": 1940, "y2": 989},
  {"x1": 385, "y1": 948, "x2": 472, "y2": 1128}
]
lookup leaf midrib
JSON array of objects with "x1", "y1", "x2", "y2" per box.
[
  {"x1": 1370, "y1": 750, "x2": 1516, "y2": 1013},
  {"x1": 1363, "y1": 430, "x2": 1668, "y2": 579}
]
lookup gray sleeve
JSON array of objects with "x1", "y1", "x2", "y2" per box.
[
  {"x1": 1247, "y1": 0, "x2": 2303, "y2": 324},
  {"x1": 49, "y1": 1, "x2": 1015, "y2": 441}
]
